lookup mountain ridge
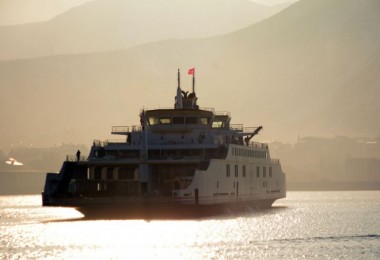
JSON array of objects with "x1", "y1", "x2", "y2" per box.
[
  {"x1": 0, "y1": 0, "x2": 379, "y2": 148},
  {"x1": 0, "y1": 0, "x2": 292, "y2": 60}
]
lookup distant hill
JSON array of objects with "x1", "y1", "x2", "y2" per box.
[
  {"x1": 0, "y1": 0, "x2": 91, "y2": 26},
  {"x1": 0, "y1": 0, "x2": 291, "y2": 60},
  {"x1": 217, "y1": 0, "x2": 380, "y2": 138},
  {"x1": 0, "y1": 0, "x2": 379, "y2": 149}
]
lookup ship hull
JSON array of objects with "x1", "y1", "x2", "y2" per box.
[{"x1": 44, "y1": 197, "x2": 276, "y2": 219}]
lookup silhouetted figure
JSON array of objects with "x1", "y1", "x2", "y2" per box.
[{"x1": 76, "y1": 150, "x2": 81, "y2": 162}]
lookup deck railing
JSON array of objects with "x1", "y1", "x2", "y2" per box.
[
  {"x1": 214, "y1": 111, "x2": 231, "y2": 117},
  {"x1": 66, "y1": 155, "x2": 87, "y2": 162},
  {"x1": 271, "y1": 159, "x2": 280, "y2": 164},
  {"x1": 92, "y1": 139, "x2": 127, "y2": 147},
  {"x1": 230, "y1": 124, "x2": 243, "y2": 131},
  {"x1": 111, "y1": 125, "x2": 141, "y2": 134},
  {"x1": 142, "y1": 107, "x2": 216, "y2": 113},
  {"x1": 247, "y1": 142, "x2": 268, "y2": 149}
]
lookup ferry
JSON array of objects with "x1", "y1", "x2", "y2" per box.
[{"x1": 42, "y1": 70, "x2": 286, "y2": 218}]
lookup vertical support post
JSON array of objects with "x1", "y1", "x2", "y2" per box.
[{"x1": 195, "y1": 188, "x2": 199, "y2": 205}]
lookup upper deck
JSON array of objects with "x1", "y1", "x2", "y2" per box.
[
  {"x1": 145, "y1": 108, "x2": 214, "y2": 126},
  {"x1": 102, "y1": 71, "x2": 263, "y2": 149}
]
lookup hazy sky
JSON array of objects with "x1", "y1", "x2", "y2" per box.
[
  {"x1": 0, "y1": 0, "x2": 92, "y2": 25},
  {"x1": 0, "y1": 0, "x2": 295, "y2": 26}
]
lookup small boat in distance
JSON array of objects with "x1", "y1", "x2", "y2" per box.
[{"x1": 42, "y1": 69, "x2": 286, "y2": 218}]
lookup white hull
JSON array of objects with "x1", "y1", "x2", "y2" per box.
[{"x1": 172, "y1": 145, "x2": 286, "y2": 206}]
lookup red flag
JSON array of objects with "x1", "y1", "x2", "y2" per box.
[{"x1": 188, "y1": 68, "x2": 195, "y2": 75}]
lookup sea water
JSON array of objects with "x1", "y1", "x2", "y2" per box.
[{"x1": 1, "y1": 191, "x2": 379, "y2": 259}]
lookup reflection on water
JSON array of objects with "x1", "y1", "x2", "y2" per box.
[{"x1": 1, "y1": 192, "x2": 380, "y2": 259}]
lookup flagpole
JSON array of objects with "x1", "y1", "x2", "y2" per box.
[{"x1": 192, "y1": 69, "x2": 195, "y2": 94}]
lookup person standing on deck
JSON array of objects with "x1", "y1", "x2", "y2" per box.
[{"x1": 76, "y1": 150, "x2": 81, "y2": 162}]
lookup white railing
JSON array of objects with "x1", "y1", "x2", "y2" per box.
[
  {"x1": 92, "y1": 139, "x2": 127, "y2": 147},
  {"x1": 111, "y1": 125, "x2": 141, "y2": 133},
  {"x1": 230, "y1": 124, "x2": 243, "y2": 131},
  {"x1": 247, "y1": 142, "x2": 268, "y2": 149},
  {"x1": 215, "y1": 111, "x2": 231, "y2": 117}
]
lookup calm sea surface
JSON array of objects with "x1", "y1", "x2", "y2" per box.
[{"x1": 1, "y1": 191, "x2": 379, "y2": 259}]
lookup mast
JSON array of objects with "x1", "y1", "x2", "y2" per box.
[
  {"x1": 178, "y1": 68, "x2": 180, "y2": 89},
  {"x1": 175, "y1": 68, "x2": 183, "y2": 109}
]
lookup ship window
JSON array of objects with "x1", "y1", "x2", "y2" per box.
[
  {"x1": 212, "y1": 121, "x2": 224, "y2": 128},
  {"x1": 106, "y1": 168, "x2": 113, "y2": 180},
  {"x1": 242, "y1": 165, "x2": 246, "y2": 177},
  {"x1": 118, "y1": 167, "x2": 135, "y2": 180},
  {"x1": 94, "y1": 167, "x2": 102, "y2": 180},
  {"x1": 226, "y1": 164, "x2": 230, "y2": 177},
  {"x1": 234, "y1": 165, "x2": 238, "y2": 177},
  {"x1": 185, "y1": 117, "x2": 197, "y2": 124},
  {"x1": 160, "y1": 117, "x2": 171, "y2": 124},
  {"x1": 269, "y1": 167, "x2": 272, "y2": 178},
  {"x1": 256, "y1": 166, "x2": 260, "y2": 178},
  {"x1": 148, "y1": 117, "x2": 159, "y2": 125},
  {"x1": 200, "y1": 117, "x2": 210, "y2": 125},
  {"x1": 173, "y1": 117, "x2": 185, "y2": 124},
  {"x1": 263, "y1": 167, "x2": 266, "y2": 178}
]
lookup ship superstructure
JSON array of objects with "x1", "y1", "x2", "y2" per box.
[{"x1": 42, "y1": 70, "x2": 286, "y2": 217}]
